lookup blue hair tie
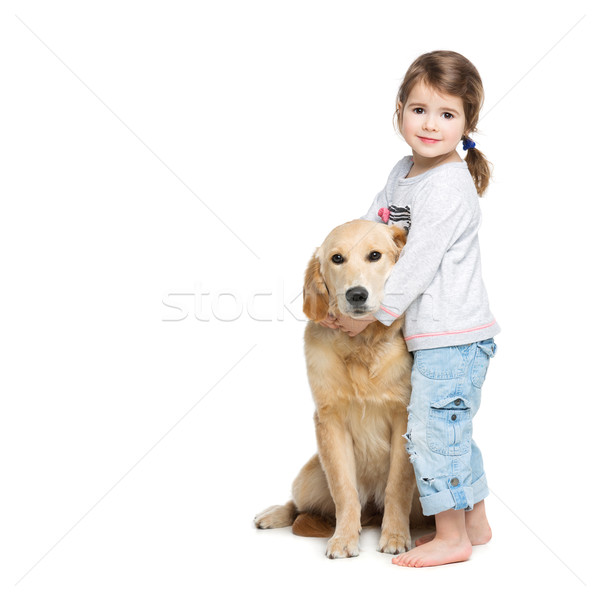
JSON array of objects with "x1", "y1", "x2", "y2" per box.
[{"x1": 462, "y1": 138, "x2": 476, "y2": 151}]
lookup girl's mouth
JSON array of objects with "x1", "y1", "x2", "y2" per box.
[{"x1": 418, "y1": 136, "x2": 440, "y2": 144}]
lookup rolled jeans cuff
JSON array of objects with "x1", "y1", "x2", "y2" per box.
[{"x1": 420, "y1": 485, "x2": 475, "y2": 517}]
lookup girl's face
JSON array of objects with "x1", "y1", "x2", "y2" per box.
[{"x1": 399, "y1": 81, "x2": 466, "y2": 160}]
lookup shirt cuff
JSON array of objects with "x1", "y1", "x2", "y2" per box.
[{"x1": 374, "y1": 305, "x2": 401, "y2": 327}]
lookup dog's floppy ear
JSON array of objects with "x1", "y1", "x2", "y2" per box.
[
  {"x1": 303, "y1": 250, "x2": 330, "y2": 322},
  {"x1": 390, "y1": 225, "x2": 408, "y2": 260}
]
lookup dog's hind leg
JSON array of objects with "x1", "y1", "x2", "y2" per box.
[
  {"x1": 291, "y1": 454, "x2": 336, "y2": 517},
  {"x1": 255, "y1": 452, "x2": 335, "y2": 532},
  {"x1": 254, "y1": 500, "x2": 298, "y2": 529},
  {"x1": 290, "y1": 454, "x2": 336, "y2": 538}
]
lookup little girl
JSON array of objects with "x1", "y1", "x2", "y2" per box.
[{"x1": 321, "y1": 50, "x2": 500, "y2": 567}]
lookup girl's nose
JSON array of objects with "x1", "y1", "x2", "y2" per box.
[{"x1": 423, "y1": 116, "x2": 438, "y2": 131}]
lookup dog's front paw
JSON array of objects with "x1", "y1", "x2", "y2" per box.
[
  {"x1": 326, "y1": 534, "x2": 360, "y2": 559},
  {"x1": 377, "y1": 529, "x2": 411, "y2": 554}
]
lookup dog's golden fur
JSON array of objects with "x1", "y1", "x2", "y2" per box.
[{"x1": 255, "y1": 220, "x2": 430, "y2": 558}]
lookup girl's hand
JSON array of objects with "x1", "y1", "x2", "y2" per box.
[
  {"x1": 336, "y1": 314, "x2": 377, "y2": 337},
  {"x1": 318, "y1": 313, "x2": 340, "y2": 329}
]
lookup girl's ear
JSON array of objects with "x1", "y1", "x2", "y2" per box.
[
  {"x1": 390, "y1": 226, "x2": 408, "y2": 260},
  {"x1": 303, "y1": 251, "x2": 330, "y2": 322}
]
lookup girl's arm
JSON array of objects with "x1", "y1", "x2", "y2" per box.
[{"x1": 374, "y1": 181, "x2": 476, "y2": 326}]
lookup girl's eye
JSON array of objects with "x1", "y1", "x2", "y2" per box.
[
  {"x1": 413, "y1": 107, "x2": 424, "y2": 114},
  {"x1": 331, "y1": 254, "x2": 344, "y2": 264},
  {"x1": 368, "y1": 251, "x2": 382, "y2": 262},
  {"x1": 443, "y1": 112, "x2": 454, "y2": 119}
]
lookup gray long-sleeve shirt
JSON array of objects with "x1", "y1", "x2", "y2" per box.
[{"x1": 362, "y1": 155, "x2": 500, "y2": 351}]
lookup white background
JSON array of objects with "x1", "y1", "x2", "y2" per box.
[{"x1": 1, "y1": 1, "x2": 598, "y2": 598}]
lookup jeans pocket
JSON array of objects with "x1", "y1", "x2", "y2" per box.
[
  {"x1": 415, "y1": 346, "x2": 468, "y2": 380},
  {"x1": 470, "y1": 338, "x2": 497, "y2": 389},
  {"x1": 427, "y1": 402, "x2": 472, "y2": 456}
]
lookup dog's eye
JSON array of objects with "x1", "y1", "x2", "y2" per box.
[
  {"x1": 331, "y1": 254, "x2": 344, "y2": 264},
  {"x1": 368, "y1": 251, "x2": 382, "y2": 262}
]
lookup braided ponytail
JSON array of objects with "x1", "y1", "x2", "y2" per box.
[{"x1": 463, "y1": 137, "x2": 492, "y2": 197}]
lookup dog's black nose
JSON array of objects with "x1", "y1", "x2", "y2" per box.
[{"x1": 345, "y1": 286, "x2": 369, "y2": 306}]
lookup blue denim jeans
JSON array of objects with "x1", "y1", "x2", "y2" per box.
[{"x1": 404, "y1": 338, "x2": 497, "y2": 516}]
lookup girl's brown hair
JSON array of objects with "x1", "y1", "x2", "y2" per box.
[{"x1": 394, "y1": 50, "x2": 492, "y2": 196}]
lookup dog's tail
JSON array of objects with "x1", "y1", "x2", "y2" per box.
[
  {"x1": 292, "y1": 502, "x2": 383, "y2": 538},
  {"x1": 292, "y1": 512, "x2": 335, "y2": 538}
]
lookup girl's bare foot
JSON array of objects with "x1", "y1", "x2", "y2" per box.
[
  {"x1": 393, "y1": 507, "x2": 472, "y2": 568},
  {"x1": 393, "y1": 536, "x2": 472, "y2": 568},
  {"x1": 415, "y1": 525, "x2": 491, "y2": 546},
  {"x1": 415, "y1": 500, "x2": 491, "y2": 546}
]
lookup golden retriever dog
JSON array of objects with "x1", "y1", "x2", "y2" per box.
[{"x1": 254, "y1": 220, "x2": 429, "y2": 558}]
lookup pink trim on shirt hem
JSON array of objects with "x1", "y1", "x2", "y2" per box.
[
  {"x1": 404, "y1": 320, "x2": 497, "y2": 341},
  {"x1": 380, "y1": 306, "x2": 401, "y2": 318}
]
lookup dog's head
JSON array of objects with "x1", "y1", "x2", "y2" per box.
[{"x1": 303, "y1": 220, "x2": 407, "y2": 322}]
